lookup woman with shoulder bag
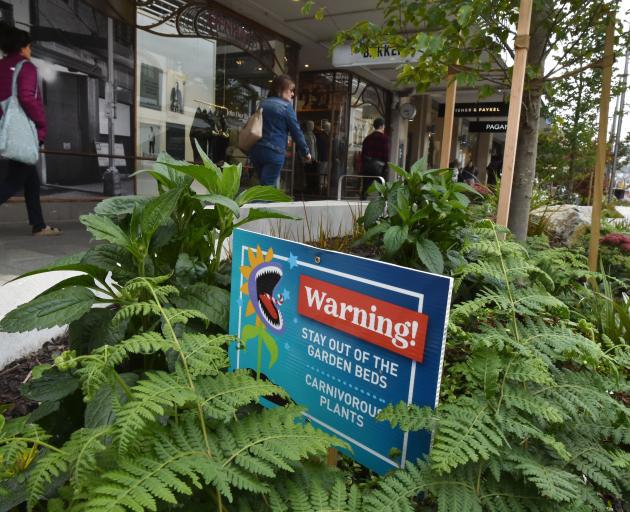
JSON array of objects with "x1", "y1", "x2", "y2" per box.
[
  {"x1": 0, "y1": 24, "x2": 60, "y2": 236},
  {"x1": 249, "y1": 75, "x2": 311, "y2": 188}
]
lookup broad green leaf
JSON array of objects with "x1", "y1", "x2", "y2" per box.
[
  {"x1": 383, "y1": 225, "x2": 408, "y2": 255},
  {"x1": 363, "y1": 222, "x2": 389, "y2": 240},
  {"x1": 388, "y1": 162, "x2": 409, "y2": 180},
  {"x1": 454, "y1": 191, "x2": 471, "y2": 207},
  {"x1": 27, "y1": 400, "x2": 60, "y2": 423},
  {"x1": 314, "y1": 7, "x2": 326, "y2": 20},
  {"x1": 164, "y1": 162, "x2": 219, "y2": 194},
  {"x1": 85, "y1": 374, "x2": 138, "y2": 428},
  {"x1": 94, "y1": 195, "x2": 151, "y2": 217},
  {"x1": 234, "y1": 208, "x2": 298, "y2": 229},
  {"x1": 130, "y1": 168, "x2": 176, "y2": 189},
  {"x1": 416, "y1": 239, "x2": 444, "y2": 274},
  {"x1": 410, "y1": 158, "x2": 428, "y2": 174},
  {"x1": 218, "y1": 163, "x2": 242, "y2": 199},
  {"x1": 81, "y1": 244, "x2": 136, "y2": 282},
  {"x1": 174, "y1": 283, "x2": 230, "y2": 331},
  {"x1": 196, "y1": 194, "x2": 241, "y2": 216},
  {"x1": 21, "y1": 369, "x2": 79, "y2": 402},
  {"x1": 68, "y1": 308, "x2": 128, "y2": 353},
  {"x1": 81, "y1": 214, "x2": 132, "y2": 250},
  {"x1": 34, "y1": 274, "x2": 97, "y2": 299},
  {"x1": 140, "y1": 186, "x2": 184, "y2": 240},
  {"x1": 0, "y1": 286, "x2": 96, "y2": 332},
  {"x1": 457, "y1": 4, "x2": 473, "y2": 26},
  {"x1": 193, "y1": 138, "x2": 220, "y2": 172},
  {"x1": 9, "y1": 261, "x2": 106, "y2": 284},
  {"x1": 395, "y1": 189, "x2": 411, "y2": 222},
  {"x1": 363, "y1": 197, "x2": 385, "y2": 227},
  {"x1": 236, "y1": 185, "x2": 291, "y2": 205}
]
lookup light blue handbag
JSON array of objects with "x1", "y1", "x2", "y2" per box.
[{"x1": 0, "y1": 60, "x2": 40, "y2": 165}]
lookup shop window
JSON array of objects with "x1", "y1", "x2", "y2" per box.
[
  {"x1": 296, "y1": 71, "x2": 390, "y2": 199},
  {"x1": 4, "y1": 0, "x2": 135, "y2": 194},
  {"x1": 135, "y1": 3, "x2": 298, "y2": 195}
]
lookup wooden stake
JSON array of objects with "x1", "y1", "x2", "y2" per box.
[
  {"x1": 439, "y1": 75, "x2": 457, "y2": 168},
  {"x1": 495, "y1": 0, "x2": 533, "y2": 228},
  {"x1": 588, "y1": 13, "x2": 616, "y2": 273},
  {"x1": 327, "y1": 447, "x2": 338, "y2": 467}
]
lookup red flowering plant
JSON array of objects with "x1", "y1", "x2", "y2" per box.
[{"x1": 601, "y1": 232, "x2": 630, "y2": 254}]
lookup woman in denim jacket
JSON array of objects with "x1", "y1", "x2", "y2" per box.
[{"x1": 250, "y1": 75, "x2": 311, "y2": 187}]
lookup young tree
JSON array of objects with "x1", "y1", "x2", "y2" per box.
[{"x1": 334, "y1": 0, "x2": 623, "y2": 239}]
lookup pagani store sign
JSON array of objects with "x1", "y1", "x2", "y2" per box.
[{"x1": 468, "y1": 121, "x2": 508, "y2": 133}]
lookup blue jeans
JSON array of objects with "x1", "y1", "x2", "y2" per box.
[{"x1": 249, "y1": 144, "x2": 285, "y2": 187}]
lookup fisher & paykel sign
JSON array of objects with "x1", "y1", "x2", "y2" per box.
[
  {"x1": 438, "y1": 101, "x2": 509, "y2": 117},
  {"x1": 229, "y1": 229, "x2": 453, "y2": 474}
]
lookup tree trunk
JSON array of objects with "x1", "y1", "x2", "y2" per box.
[{"x1": 507, "y1": 3, "x2": 549, "y2": 241}]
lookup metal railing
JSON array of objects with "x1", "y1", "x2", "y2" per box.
[{"x1": 337, "y1": 174, "x2": 385, "y2": 200}]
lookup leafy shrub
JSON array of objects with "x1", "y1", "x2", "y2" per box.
[
  {"x1": 360, "y1": 158, "x2": 477, "y2": 273},
  {"x1": 365, "y1": 222, "x2": 630, "y2": 511}
]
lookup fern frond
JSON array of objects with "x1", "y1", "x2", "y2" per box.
[
  {"x1": 210, "y1": 406, "x2": 341, "y2": 501},
  {"x1": 363, "y1": 461, "x2": 431, "y2": 512},
  {"x1": 0, "y1": 418, "x2": 50, "y2": 470},
  {"x1": 115, "y1": 371, "x2": 196, "y2": 454},
  {"x1": 26, "y1": 427, "x2": 109, "y2": 508},
  {"x1": 76, "y1": 332, "x2": 172, "y2": 399},
  {"x1": 163, "y1": 307, "x2": 208, "y2": 325},
  {"x1": 431, "y1": 399, "x2": 504, "y2": 473},
  {"x1": 121, "y1": 274, "x2": 173, "y2": 295},
  {"x1": 569, "y1": 445, "x2": 624, "y2": 495},
  {"x1": 511, "y1": 455, "x2": 584, "y2": 503},
  {"x1": 179, "y1": 332, "x2": 231, "y2": 377},
  {"x1": 194, "y1": 370, "x2": 288, "y2": 421},
  {"x1": 113, "y1": 302, "x2": 161, "y2": 324},
  {"x1": 268, "y1": 465, "x2": 362, "y2": 512},
  {"x1": 378, "y1": 402, "x2": 436, "y2": 432}
]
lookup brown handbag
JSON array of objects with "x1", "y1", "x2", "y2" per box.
[{"x1": 238, "y1": 107, "x2": 263, "y2": 153}]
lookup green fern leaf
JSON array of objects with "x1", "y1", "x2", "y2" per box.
[
  {"x1": 512, "y1": 455, "x2": 583, "y2": 502},
  {"x1": 431, "y1": 399, "x2": 504, "y2": 473},
  {"x1": 195, "y1": 370, "x2": 288, "y2": 421},
  {"x1": 115, "y1": 371, "x2": 196, "y2": 454},
  {"x1": 179, "y1": 333, "x2": 231, "y2": 377},
  {"x1": 363, "y1": 461, "x2": 430, "y2": 512}
]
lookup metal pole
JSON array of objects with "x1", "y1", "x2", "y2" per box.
[
  {"x1": 495, "y1": 0, "x2": 533, "y2": 228},
  {"x1": 606, "y1": 93, "x2": 621, "y2": 200},
  {"x1": 588, "y1": 13, "x2": 616, "y2": 273},
  {"x1": 104, "y1": 17, "x2": 120, "y2": 196},
  {"x1": 608, "y1": 48, "x2": 629, "y2": 201}
]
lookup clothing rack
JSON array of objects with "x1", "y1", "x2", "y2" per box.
[{"x1": 193, "y1": 99, "x2": 228, "y2": 110}]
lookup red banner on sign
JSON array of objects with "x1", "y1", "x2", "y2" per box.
[{"x1": 298, "y1": 275, "x2": 428, "y2": 362}]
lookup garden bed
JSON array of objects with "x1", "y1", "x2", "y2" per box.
[{"x1": 0, "y1": 336, "x2": 68, "y2": 419}]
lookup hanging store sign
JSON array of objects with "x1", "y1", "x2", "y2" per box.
[
  {"x1": 438, "y1": 102, "x2": 509, "y2": 118},
  {"x1": 332, "y1": 44, "x2": 416, "y2": 68},
  {"x1": 229, "y1": 229, "x2": 453, "y2": 474},
  {"x1": 468, "y1": 121, "x2": 508, "y2": 133}
]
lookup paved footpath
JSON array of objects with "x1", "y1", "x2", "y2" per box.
[{"x1": 0, "y1": 221, "x2": 92, "y2": 368}]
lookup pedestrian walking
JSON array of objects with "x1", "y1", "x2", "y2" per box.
[
  {"x1": 360, "y1": 118, "x2": 390, "y2": 199},
  {"x1": 249, "y1": 75, "x2": 311, "y2": 187},
  {"x1": 0, "y1": 24, "x2": 60, "y2": 235}
]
